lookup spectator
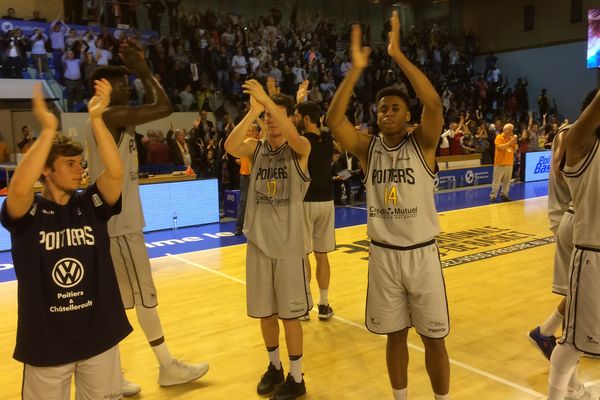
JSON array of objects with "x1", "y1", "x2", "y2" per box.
[
  {"x1": 144, "y1": 0, "x2": 166, "y2": 34},
  {"x1": 28, "y1": 10, "x2": 47, "y2": 22},
  {"x1": 537, "y1": 88, "x2": 549, "y2": 116},
  {"x1": 2, "y1": 7, "x2": 23, "y2": 20},
  {"x1": 201, "y1": 148, "x2": 219, "y2": 178},
  {"x1": 63, "y1": 50, "x2": 84, "y2": 111},
  {"x1": 167, "y1": 127, "x2": 196, "y2": 169},
  {"x1": 146, "y1": 130, "x2": 172, "y2": 165},
  {"x1": 30, "y1": 29, "x2": 50, "y2": 79},
  {"x1": 177, "y1": 84, "x2": 196, "y2": 111},
  {"x1": 17, "y1": 125, "x2": 35, "y2": 153},
  {"x1": 0, "y1": 132, "x2": 10, "y2": 163},
  {"x1": 231, "y1": 47, "x2": 248, "y2": 77},
  {"x1": 50, "y1": 16, "x2": 70, "y2": 79}
]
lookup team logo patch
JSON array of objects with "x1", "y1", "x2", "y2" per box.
[
  {"x1": 92, "y1": 193, "x2": 103, "y2": 208},
  {"x1": 465, "y1": 170, "x2": 475, "y2": 184},
  {"x1": 52, "y1": 258, "x2": 84, "y2": 288},
  {"x1": 29, "y1": 203, "x2": 38, "y2": 216},
  {"x1": 1, "y1": 21, "x2": 13, "y2": 33}
]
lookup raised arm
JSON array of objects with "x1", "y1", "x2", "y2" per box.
[
  {"x1": 326, "y1": 24, "x2": 372, "y2": 166},
  {"x1": 224, "y1": 95, "x2": 262, "y2": 158},
  {"x1": 6, "y1": 85, "x2": 58, "y2": 219},
  {"x1": 564, "y1": 89, "x2": 600, "y2": 165},
  {"x1": 387, "y1": 10, "x2": 443, "y2": 154},
  {"x1": 296, "y1": 80, "x2": 309, "y2": 104},
  {"x1": 243, "y1": 79, "x2": 310, "y2": 157},
  {"x1": 103, "y1": 38, "x2": 173, "y2": 130},
  {"x1": 91, "y1": 79, "x2": 123, "y2": 206}
]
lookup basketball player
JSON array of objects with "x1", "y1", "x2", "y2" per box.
[
  {"x1": 1, "y1": 81, "x2": 132, "y2": 399},
  {"x1": 327, "y1": 12, "x2": 450, "y2": 400},
  {"x1": 547, "y1": 88, "x2": 600, "y2": 400},
  {"x1": 87, "y1": 38, "x2": 208, "y2": 396},
  {"x1": 528, "y1": 125, "x2": 594, "y2": 399},
  {"x1": 224, "y1": 80, "x2": 311, "y2": 400},
  {"x1": 295, "y1": 100, "x2": 335, "y2": 321}
]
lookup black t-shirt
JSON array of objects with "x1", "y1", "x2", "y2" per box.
[
  {"x1": 304, "y1": 131, "x2": 334, "y2": 202},
  {"x1": 0, "y1": 184, "x2": 132, "y2": 366}
]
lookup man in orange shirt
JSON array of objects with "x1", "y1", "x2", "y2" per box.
[{"x1": 490, "y1": 123, "x2": 518, "y2": 202}]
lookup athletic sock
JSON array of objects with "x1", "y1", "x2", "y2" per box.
[
  {"x1": 434, "y1": 393, "x2": 450, "y2": 400},
  {"x1": 289, "y1": 354, "x2": 302, "y2": 382},
  {"x1": 540, "y1": 309, "x2": 564, "y2": 337},
  {"x1": 392, "y1": 388, "x2": 407, "y2": 400},
  {"x1": 567, "y1": 365, "x2": 582, "y2": 391},
  {"x1": 548, "y1": 344, "x2": 581, "y2": 400},
  {"x1": 151, "y1": 342, "x2": 174, "y2": 369},
  {"x1": 319, "y1": 289, "x2": 329, "y2": 306},
  {"x1": 267, "y1": 345, "x2": 281, "y2": 369}
]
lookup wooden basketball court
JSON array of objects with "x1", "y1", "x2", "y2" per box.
[{"x1": 0, "y1": 196, "x2": 598, "y2": 399}]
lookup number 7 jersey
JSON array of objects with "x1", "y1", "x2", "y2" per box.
[
  {"x1": 364, "y1": 134, "x2": 440, "y2": 246},
  {"x1": 244, "y1": 139, "x2": 310, "y2": 259}
]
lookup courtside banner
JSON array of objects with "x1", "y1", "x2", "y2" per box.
[
  {"x1": 434, "y1": 166, "x2": 494, "y2": 190},
  {"x1": 0, "y1": 19, "x2": 157, "y2": 42},
  {"x1": 522, "y1": 150, "x2": 551, "y2": 182}
]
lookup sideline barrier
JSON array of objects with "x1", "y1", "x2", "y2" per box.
[
  {"x1": 435, "y1": 165, "x2": 494, "y2": 190},
  {"x1": 0, "y1": 177, "x2": 219, "y2": 252}
]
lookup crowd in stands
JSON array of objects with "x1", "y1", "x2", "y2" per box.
[{"x1": 1, "y1": 3, "x2": 566, "y2": 198}]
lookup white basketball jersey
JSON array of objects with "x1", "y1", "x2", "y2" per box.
[
  {"x1": 87, "y1": 127, "x2": 145, "y2": 237},
  {"x1": 365, "y1": 134, "x2": 440, "y2": 246},
  {"x1": 547, "y1": 127, "x2": 572, "y2": 235},
  {"x1": 562, "y1": 138, "x2": 600, "y2": 248},
  {"x1": 244, "y1": 139, "x2": 310, "y2": 259}
]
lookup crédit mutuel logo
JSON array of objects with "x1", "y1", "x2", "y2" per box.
[{"x1": 52, "y1": 258, "x2": 84, "y2": 288}]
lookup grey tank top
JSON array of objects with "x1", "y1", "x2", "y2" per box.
[
  {"x1": 364, "y1": 134, "x2": 440, "y2": 246},
  {"x1": 547, "y1": 127, "x2": 572, "y2": 235},
  {"x1": 87, "y1": 126, "x2": 144, "y2": 237},
  {"x1": 562, "y1": 137, "x2": 600, "y2": 248},
  {"x1": 244, "y1": 139, "x2": 310, "y2": 258}
]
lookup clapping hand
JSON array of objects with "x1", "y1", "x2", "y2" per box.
[
  {"x1": 296, "y1": 80, "x2": 309, "y2": 104},
  {"x1": 351, "y1": 24, "x2": 371, "y2": 68},
  {"x1": 88, "y1": 79, "x2": 112, "y2": 119},
  {"x1": 243, "y1": 80, "x2": 271, "y2": 108},
  {"x1": 387, "y1": 10, "x2": 403, "y2": 59},
  {"x1": 32, "y1": 84, "x2": 58, "y2": 131},
  {"x1": 119, "y1": 37, "x2": 147, "y2": 74}
]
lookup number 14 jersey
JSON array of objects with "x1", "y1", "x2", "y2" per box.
[{"x1": 364, "y1": 134, "x2": 440, "y2": 246}]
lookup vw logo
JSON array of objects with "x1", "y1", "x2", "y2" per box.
[
  {"x1": 465, "y1": 170, "x2": 475, "y2": 184},
  {"x1": 52, "y1": 258, "x2": 84, "y2": 288},
  {"x1": 1, "y1": 21, "x2": 14, "y2": 33}
]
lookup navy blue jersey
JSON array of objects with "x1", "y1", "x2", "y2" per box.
[{"x1": 1, "y1": 184, "x2": 132, "y2": 366}]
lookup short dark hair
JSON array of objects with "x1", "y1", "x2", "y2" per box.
[
  {"x1": 375, "y1": 86, "x2": 411, "y2": 107},
  {"x1": 89, "y1": 65, "x2": 127, "y2": 89},
  {"x1": 295, "y1": 101, "x2": 321, "y2": 128},
  {"x1": 271, "y1": 93, "x2": 295, "y2": 117},
  {"x1": 41, "y1": 134, "x2": 83, "y2": 182}
]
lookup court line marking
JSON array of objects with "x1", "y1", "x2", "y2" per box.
[
  {"x1": 0, "y1": 195, "x2": 550, "y2": 286},
  {"x1": 165, "y1": 252, "x2": 546, "y2": 399}
]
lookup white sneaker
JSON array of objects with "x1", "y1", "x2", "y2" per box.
[
  {"x1": 158, "y1": 359, "x2": 209, "y2": 387},
  {"x1": 566, "y1": 384, "x2": 598, "y2": 400},
  {"x1": 122, "y1": 377, "x2": 141, "y2": 397},
  {"x1": 298, "y1": 311, "x2": 310, "y2": 321}
]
